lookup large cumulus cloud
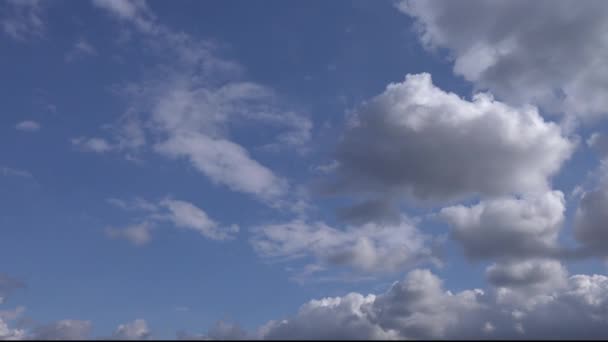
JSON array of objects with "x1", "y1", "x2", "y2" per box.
[
  {"x1": 398, "y1": 0, "x2": 608, "y2": 123},
  {"x1": 258, "y1": 268, "x2": 608, "y2": 340},
  {"x1": 324, "y1": 73, "x2": 574, "y2": 204},
  {"x1": 440, "y1": 191, "x2": 566, "y2": 259}
]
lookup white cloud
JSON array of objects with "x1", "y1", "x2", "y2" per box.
[
  {"x1": 15, "y1": 120, "x2": 40, "y2": 132},
  {"x1": 259, "y1": 268, "x2": 608, "y2": 339},
  {"x1": 85, "y1": 0, "x2": 311, "y2": 204},
  {"x1": 159, "y1": 199, "x2": 239, "y2": 241},
  {"x1": 112, "y1": 319, "x2": 150, "y2": 340},
  {"x1": 325, "y1": 73, "x2": 574, "y2": 204},
  {"x1": 156, "y1": 134, "x2": 287, "y2": 201},
  {"x1": 104, "y1": 197, "x2": 238, "y2": 245},
  {"x1": 486, "y1": 259, "x2": 568, "y2": 310},
  {"x1": 398, "y1": 0, "x2": 608, "y2": 124},
  {"x1": 250, "y1": 216, "x2": 433, "y2": 275},
  {"x1": 0, "y1": 318, "x2": 25, "y2": 340},
  {"x1": 440, "y1": 191, "x2": 566, "y2": 259}
]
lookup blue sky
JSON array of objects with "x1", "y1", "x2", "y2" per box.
[{"x1": 3, "y1": 0, "x2": 608, "y2": 340}]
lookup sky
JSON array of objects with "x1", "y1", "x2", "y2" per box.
[{"x1": 3, "y1": 0, "x2": 608, "y2": 340}]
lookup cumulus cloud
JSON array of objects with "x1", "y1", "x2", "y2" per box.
[
  {"x1": 0, "y1": 318, "x2": 25, "y2": 340},
  {"x1": 258, "y1": 268, "x2": 608, "y2": 339},
  {"x1": 398, "y1": 0, "x2": 608, "y2": 124},
  {"x1": 250, "y1": 216, "x2": 433, "y2": 275},
  {"x1": 486, "y1": 259, "x2": 569, "y2": 311},
  {"x1": 325, "y1": 73, "x2": 574, "y2": 204},
  {"x1": 104, "y1": 197, "x2": 238, "y2": 245},
  {"x1": 112, "y1": 319, "x2": 150, "y2": 340},
  {"x1": 15, "y1": 120, "x2": 40, "y2": 132},
  {"x1": 440, "y1": 191, "x2": 566, "y2": 259}
]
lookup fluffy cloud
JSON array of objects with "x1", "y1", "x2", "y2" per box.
[
  {"x1": 259, "y1": 268, "x2": 608, "y2": 339},
  {"x1": 250, "y1": 216, "x2": 432, "y2": 275},
  {"x1": 440, "y1": 191, "x2": 566, "y2": 259},
  {"x1": 0, "y1": 318, "x2": 25, "y2": 340},
  {"x1": 105, "y1": 197, "x2": 238, "y2": 245},
  {"x1": 15, "y1": 120, "x2": 40, "y2": 132},
  {"x1": 398, "y1": 0, "x2": 608, "y2": 123},
  {"x1": 325, "y1": 73, "x2": 574, "y2": 204},
  {"x1": 112, "y1": 319, "x2": 150, "y2": 340},
  {"x1": 486, "y1": 259, "x2": 568, "y2": 311}
]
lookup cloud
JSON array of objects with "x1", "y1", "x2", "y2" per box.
[
  {"x1": 258, "y1": 268, "x2": 608, "y2": 339},
  {"x1": 398, "y1": 0, "x2": 608, "y2": 124},
  {"x1": 486, "y1": 259, "x2": 569, "y2": 311},
  {"x1": 156, "y1": 134, "x2": 287, "y2": 202},
  {"x1": 105, "y1": 222, "x2": 153, "y2": 246},
  {"x1": 250, "y1": 216, "x2": 433, "y2": 275},
  {"x1": 0, "y1": 318, "x2": 25, "y2": 340},
  {"x1": 71, "y1": 137, "x2": 114, "y2": 153},
  {"x1": 573, "y1": 185, "x2": 608, "y2": 255},
  {"x1": 30, "y1": 319, "x2": 92, "y2": 340},
  {"x1": 15, "y1": 120, "x2": 40, "y2": 132},
  {"x1": 106, "y1": 197, "x2": 158, "y2": 212},
  {"x1": 84, "y1": 0, "x2": 312, "y2": 204},
  {"x1": 104, "y1": 197, "x2": 238, "y2": 245},
  {"x1": 1, "y1": 0, "x2": 44, "y2": 41},
  {"x1": 159, "y1": 199, "x2": 239, "y2": 241},
  {"x1": 486, "y1": 259, "x2": 567, "y2": 291},
  {"x1": 439, "y1": 191, "x2": 566, "y2": 260},
  {"x1": 335, "y1": 198, "x2": 401, "y2": 226},
  {"x1": 112, "y1": 319, "x2": 150, "y2": 340},
  {"x1": 324, "y1": 73, "x2": 574, "y2": 204},
  {"x1": 176, "y1": 321, "x2": 249, "y2": 340},
  {"x1": 91, "y1": 0, "x2": 156, "y2": 33},
  {"x1": 0, "y1": 167, "x2": 32, "y2": 179},
  {"x1": 65, "y1": 37, "x2": 97, "y2": 62}
]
